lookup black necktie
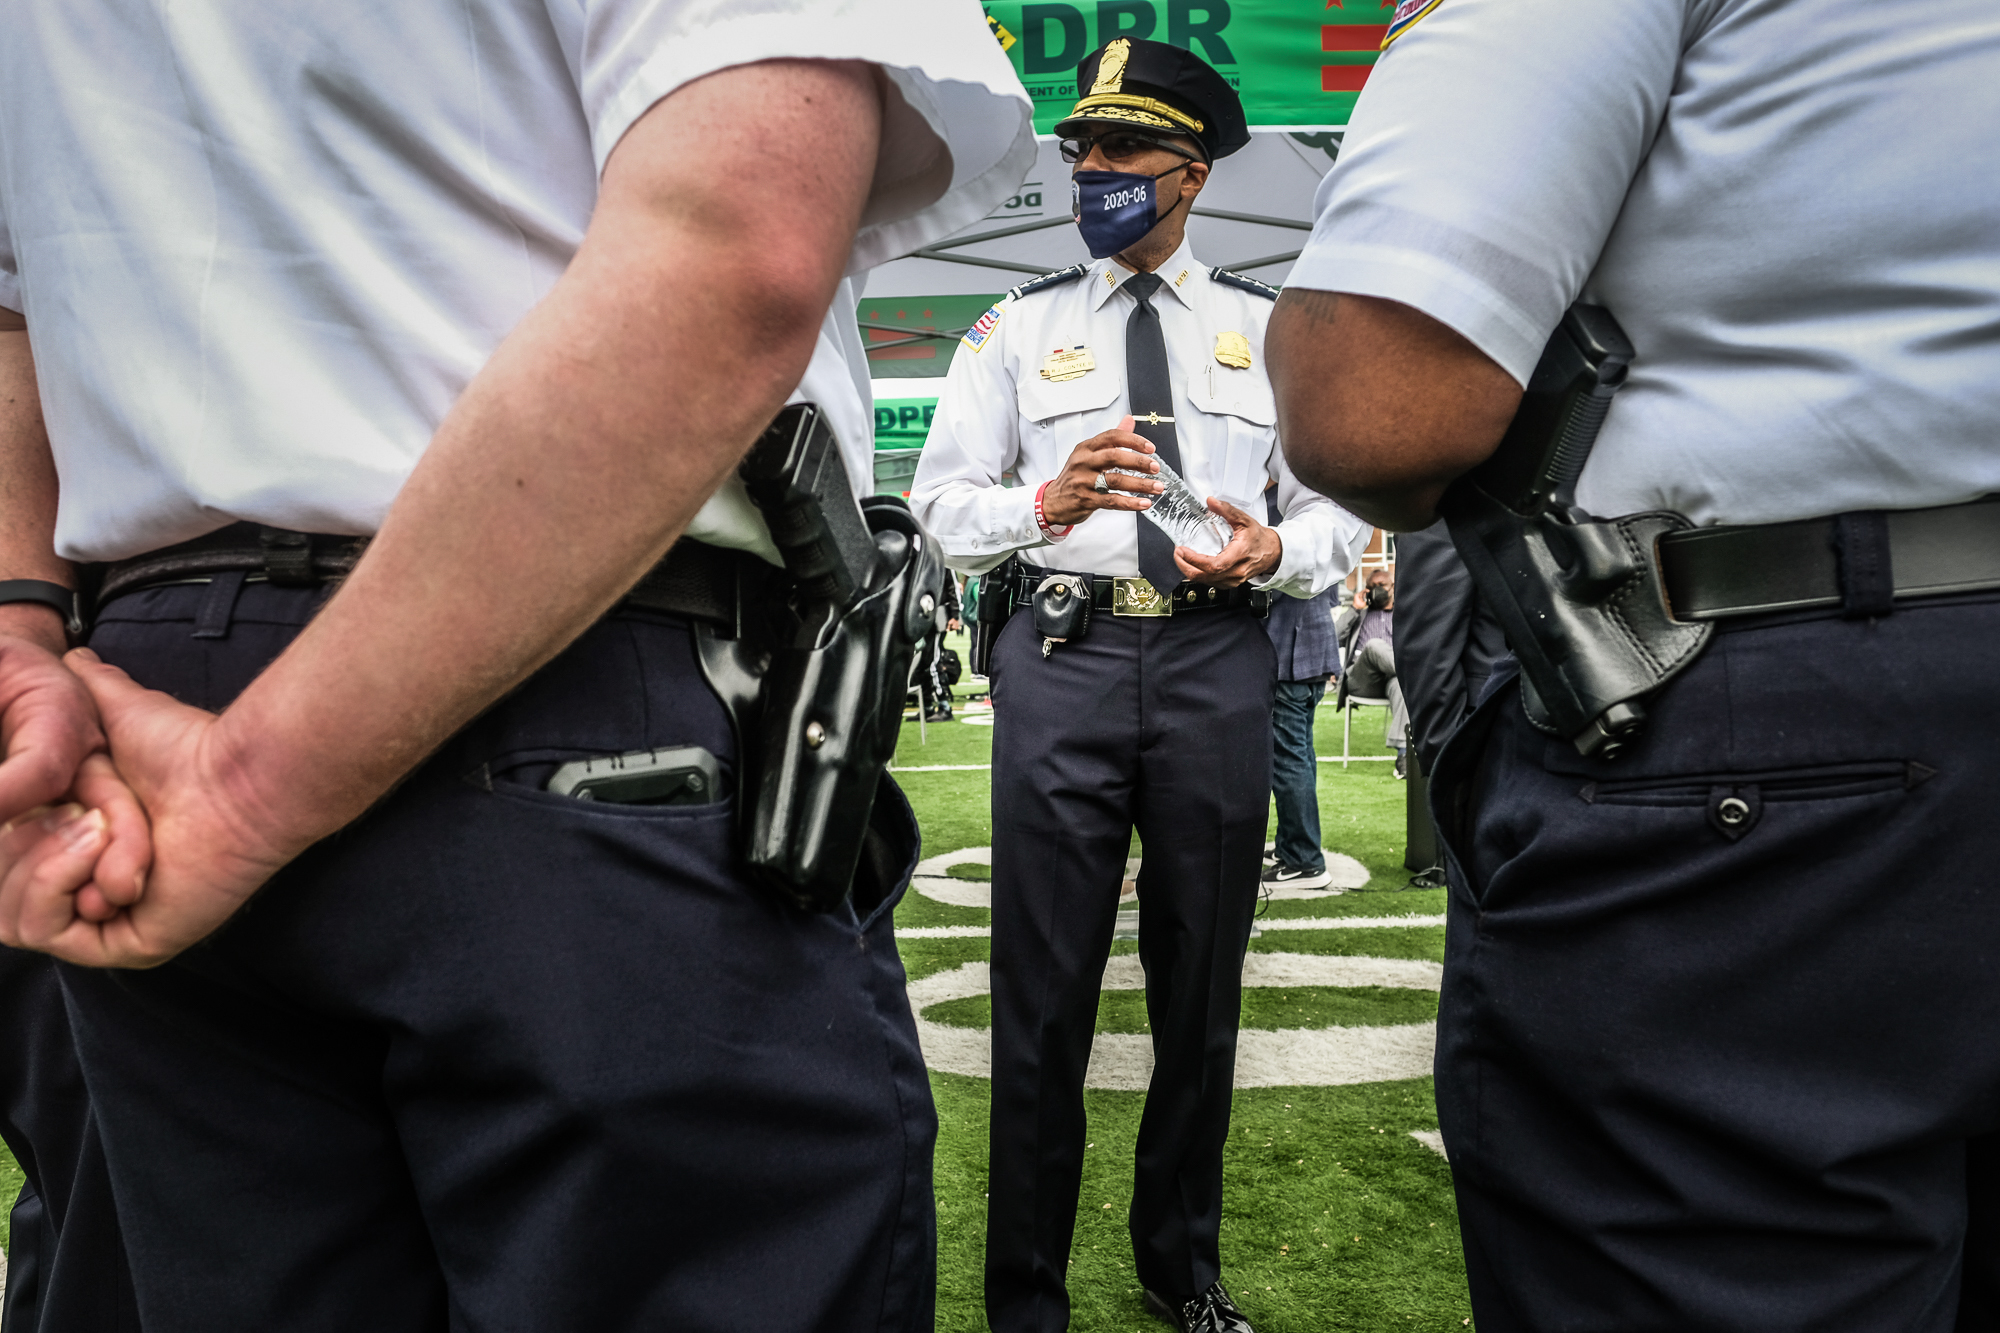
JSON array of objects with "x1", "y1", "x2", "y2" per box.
[{"x1": 1122, "y1": 272, "x2": 1183, "y2": 592}]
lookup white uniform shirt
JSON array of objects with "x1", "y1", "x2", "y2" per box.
[
  {"x1": 911, "y1": 238, "x2": 1367, "y2": 598},
  {"x1": 0, "y1": 0, "x2": 1033, "y2": 562},
  {"x1": 1290, "y1": 0, "x2": 2000, "y2": 529}
]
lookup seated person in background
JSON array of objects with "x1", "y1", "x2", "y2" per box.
[{"x1": 1334, "y1": 566, "x2": 1410, "y2": 777}]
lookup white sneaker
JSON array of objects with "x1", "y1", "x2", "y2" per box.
[{"x1": 1261, "y1": 863, "x2": 1332, "y2": 891}]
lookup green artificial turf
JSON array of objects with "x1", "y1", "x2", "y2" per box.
[
  {"x1": 1, "y1": 1138, "x2": 19, "y2": 1252},
  {"x1": 893, "y1": 648, "x2": 1473, "y2": 1330},
  {"x1": 929, "y1": 1074, "x2": 1470, "y2": 1333}
]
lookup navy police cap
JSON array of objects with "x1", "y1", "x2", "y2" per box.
[{"x1": 1054, "y1": 37, "x2": 1249, "y2": 163}]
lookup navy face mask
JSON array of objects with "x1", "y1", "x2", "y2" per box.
[{"x1": 1071, "y1": 160, "x2": 1190, "y2": 259}]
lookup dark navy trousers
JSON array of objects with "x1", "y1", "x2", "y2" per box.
[
  {"x1": 1430, "y1": 593, "x2": 2000, "y2": 1330},
  {"x1": 984, "y1": 604, "x2": 1273, "y2": 1333},
  {"x1": 0, "y1": 949, "x2": 137, "y2": 1333},
  {"x1": 57, "y1": 579, "x2": 936, "y2": 1333}
]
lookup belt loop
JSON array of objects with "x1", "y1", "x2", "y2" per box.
[
  {"x1": 258, "y1": 527, "x2": 317, "y2": 586},
  {"x1": 192, "y1": 570, "x2": 247, "y2": 640},
  {"x1": 1832, "y1": 511, "x2": 1894, "y2": 618}
]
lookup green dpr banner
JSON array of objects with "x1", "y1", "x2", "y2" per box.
[{"x1": 984, "y1": 0, "x2": 1385, "y2": 131}]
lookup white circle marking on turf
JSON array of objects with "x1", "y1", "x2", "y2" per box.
[
  {"x1": 912, "y1": 846, "x2": 1372, "y2": 909},
  {"x1": 906, "y1": 952, "x2": 1439, "y2": 1090}
]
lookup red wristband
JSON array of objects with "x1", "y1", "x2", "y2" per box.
[{"x1": 1034, "y1": 481, "x2": 1073, "y2": 541}]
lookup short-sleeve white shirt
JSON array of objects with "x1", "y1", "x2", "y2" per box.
[
  {"x1": 0, "y1": 0, "x2": 1033, "y2": 561},
  {"x1": 910, "y1": 239, "x2": 1368, "y2": 599},
  {"x1": 1289, "y1": 0, "x2": 2000, "y2": 528}
]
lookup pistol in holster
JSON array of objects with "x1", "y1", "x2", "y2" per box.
[
  {"x1": 693, "y1": 403, "x2": 944, "y2": 913},
  {"x1": 968, "y1": 558, "x2": 1020, "y2": 678},
  {"x1": 1437, "y1": 304, "x2": 1712, "y2": 759}
]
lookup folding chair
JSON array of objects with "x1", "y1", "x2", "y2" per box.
[{"x1": 1341, "y1": 692, "x2": 1391, "y2": 768}]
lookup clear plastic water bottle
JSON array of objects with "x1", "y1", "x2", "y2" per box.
[{"x1": 1111, "y1": 456, "x2": 1231, "y2": 555}]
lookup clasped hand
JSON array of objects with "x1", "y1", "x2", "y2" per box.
[{"x1": 0, "y1": 641, "x2": 295, "y2": 968}]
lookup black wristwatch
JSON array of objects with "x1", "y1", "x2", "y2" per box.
[{"x1": 0, "y1": 579, "x2": 84, "y2": 642}]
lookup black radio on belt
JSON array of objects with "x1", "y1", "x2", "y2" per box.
[{"x1": 1031, "y1": 573, "x2": 1091, "y2": 659}]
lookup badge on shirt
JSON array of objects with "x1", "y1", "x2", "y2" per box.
[
  {"x1": 1382, "y1": 0, "x2": 1443, "y2": 47},
  {"x1": 1040, "y1": 346, "x2": 1096, "y2": 381},
  {"x1": 1214, "y1": 331, "x2": 1253, "y2": 369},
  {"x1": 961, "y1": 304, "x2": 1003, "y2": 353}
]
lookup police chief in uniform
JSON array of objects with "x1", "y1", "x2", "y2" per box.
[
  {"x1": 1267, "y1": 0, "x2": 2000, "y2": 1327},
  {"x1": 912, "y1": 38, "x2": 1366, "y2": 1333},
  {"x1": 0, "y1": 4, "x2": 1033, "y2": 1329}
]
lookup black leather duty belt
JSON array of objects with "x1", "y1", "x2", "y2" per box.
[
  {"x1": 97, "y1": 521, "x2": 781, "y2": 631},
  {"x1": 97, "y1": 523, "x2": 369, "y2": 608},
  {"x1": 1006, "y1": 565, "x2": 1265, "y2": 616},
  {"x1": 1658, "y1": 495, "x2": 2000, "y2": 620}
]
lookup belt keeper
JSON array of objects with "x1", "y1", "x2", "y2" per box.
[
  {"x1": 1832, "y1": 511, "x2": 1894, "y2": 618},
  {"x1": 258, "y1": 527, "x2": 317, "y2": 586}
]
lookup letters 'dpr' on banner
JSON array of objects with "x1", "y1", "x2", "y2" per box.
[{"x1": 983, "y1": 0, "x2": 1390, "y2": 131}]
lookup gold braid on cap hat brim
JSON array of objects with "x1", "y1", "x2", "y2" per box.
[{"x1": 1065, "y1": 93, "x2": 1205, "y2": 136}]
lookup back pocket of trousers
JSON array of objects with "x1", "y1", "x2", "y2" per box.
[{"x1": 1577, "y1": 760, "x2": 1933, "y2": 841}]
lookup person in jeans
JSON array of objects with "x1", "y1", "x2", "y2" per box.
[{"x1": 1262, "y1": 583, "x2": 1342, "y2": 890}]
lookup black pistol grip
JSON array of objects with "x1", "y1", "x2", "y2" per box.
[
  {"x1": 1469, "y1": 304, "x2": 1634, "y2": 517},
  {"x1": 739, "y1": 404, "x2": 881, "y2": 615}
]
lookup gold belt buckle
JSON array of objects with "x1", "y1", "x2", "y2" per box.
[{"x1": 1111, "y1": 577, "x2": 1171, "y2": 617}]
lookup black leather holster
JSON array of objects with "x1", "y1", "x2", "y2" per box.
[
  {"x1": 1438, "y1": 304, "x2": 1712, "y2": 759},
  {"x1": 693, "y1": 405, "x2": 944, "y2": 913}
]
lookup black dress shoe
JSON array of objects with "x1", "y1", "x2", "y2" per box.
[{"x1": 1142, "y1": 1281, "x2": 1255, "y2": 1332}]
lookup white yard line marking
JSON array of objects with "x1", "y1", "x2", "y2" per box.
[
  {"x1": 1409, "y1": 1129, "x2": 1449, "y2": 1160},
  {"x1": 1257, "y1": 914, "x2": 1445, "y2": 930},
  {"x1": 894, "y1": 755, "x2": 1399, "y2": 770}
]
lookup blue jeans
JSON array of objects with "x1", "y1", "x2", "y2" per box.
[{"x1": 1270, "y1": 678, "x2": 1326, "y2": 873}]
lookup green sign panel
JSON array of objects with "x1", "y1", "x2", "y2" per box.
[
  {"x1": 984, "y1": 0, "x2": 1383, "y2": 132},
  {"x1": 874, "y1": 397, "x2": 940, "y2": 448},
  {"x1": 872, "y1": 397, "x2": 939, "y2": 494},
  {"x1": 859, "y1": 292, "x2": 1003, "y2": 380}
]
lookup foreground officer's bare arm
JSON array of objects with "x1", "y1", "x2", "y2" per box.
[
  {"x1": 1266, "y1": 290, "x2": 1521, "y2": 531},
  {"x1": 31, "y1": 59, "x2": 884, "y2": 967},
  {"x1": 0, "y1": 314, "x2": 151, "y2": 939}
]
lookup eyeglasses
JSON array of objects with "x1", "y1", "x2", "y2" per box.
[{"x1": 1058, "y1": 131, "x2": 1198, "y2": 166}]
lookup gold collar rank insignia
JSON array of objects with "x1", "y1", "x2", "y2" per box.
[
  {"x1": 1214, "y1": 331, "x2": 1252, "y2": 369},
  {"x1": 1041, "y1": 346, "x2": 1096, "y2": 381}
]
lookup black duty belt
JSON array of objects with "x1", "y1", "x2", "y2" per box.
[
  {"x1": 97, "y1": 521, "x2": 782, "y2": 631},
  {"x1": 1658, "y1": 495, "x2": 2000, "y2": 620},
  {"x1": 1006, "y1": 564, "x2": 1265, "y2": 617},
  {"x1": 97, "y1": 523, "x2": 370, "y2": 607}
]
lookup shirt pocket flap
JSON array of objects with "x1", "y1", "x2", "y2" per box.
[
  {"x1": 1017, "y1": 369, "x2": 1123, "y2": 423},
  {"x1": 1191, "y1": 367, "x2": 1276, "y2": 426}
]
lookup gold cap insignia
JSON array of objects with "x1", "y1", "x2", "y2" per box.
[
  {"x1": 1090, "y1": 39, "x2": 1131, "y2": 95},
  {"x1": 1214, "y1": 331, "x2": 1253, "y2": 370}
]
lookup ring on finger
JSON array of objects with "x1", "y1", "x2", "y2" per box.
[{"x1": 1093, "y1": 471, "x2": 1111, "y2": 494}]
